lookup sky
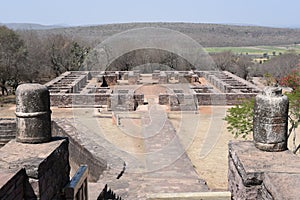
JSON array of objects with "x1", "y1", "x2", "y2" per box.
[{"x1": 1, "y1": 0, "x2": 300, "y2": 28}]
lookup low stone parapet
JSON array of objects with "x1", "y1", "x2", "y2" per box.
[
  {"x1": 228, "y1": 141, "x2": 300, "y2": 200},
  {"x1": 0, "y1": 138, "x2": 70, "y2": 199}
]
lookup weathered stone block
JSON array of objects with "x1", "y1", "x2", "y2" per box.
[{"x1": 228, "y1": 141, "x2": 300, "y2": 200}]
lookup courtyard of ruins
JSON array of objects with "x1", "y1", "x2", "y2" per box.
[
  {"x1": 2, "y1": 69, "x2": 300, "y2": 199},
  {"x1": 1, "y1": 69, "x2": 261, "y2": 198}
]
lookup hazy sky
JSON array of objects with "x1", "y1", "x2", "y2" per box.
[{"x1": 1, "y1": 0, "x2": 299, "y2": 28}]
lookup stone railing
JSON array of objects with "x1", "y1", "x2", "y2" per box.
[{"x1": 64, "y1": 165, "x2": 89, "y2": 200}]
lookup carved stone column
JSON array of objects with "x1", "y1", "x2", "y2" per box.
[
  {"x1": 253, "y1": 87, "x2": 288, "y2": 151},
  {"x1": 15, "y1": 84, "x2": 52, "y2": 143}
]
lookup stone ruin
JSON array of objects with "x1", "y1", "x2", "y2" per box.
[
  {"x1": 0, "y1": 84, "x2": 89, "y2": 200},
  {"x1": 2, "y1": 75, "x2": 300, "y2": 199},
  {"x1": 229, "y1": 87, "x2": 300, "y2": 200},
  {"x1": 45, "y1": 70, "x2": 261, "y2": 111}
]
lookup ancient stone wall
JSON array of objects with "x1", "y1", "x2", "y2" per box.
[
  {"x1": 50, "y1": 93, "x2": 111, "y2": 107},
  {"x1": 0, "y1": 118, "x2": 16, "y2": 146},
  {"x1": 201, "y1": 71, "x2": 261, "y2": 94},
  {"x1": 47, "y1": 70, "x2": 261, "y2": 108},
  {"x1": 0, "y1": 169, "x2": 27, "y2": 200},
  {"x1": 45, "y1": 71, "x2": 90, "y2": 94},
  {"x1": 52, "y1": 120, "x2": 108, "y2": 182}
]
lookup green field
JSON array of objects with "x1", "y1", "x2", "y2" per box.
[{"x1": 204, "y1": 44, "x2": 300, "y2": 55}]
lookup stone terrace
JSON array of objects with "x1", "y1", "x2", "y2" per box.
[{"x1": 46, "y1": 70, "x2": 261, "y2": 109}]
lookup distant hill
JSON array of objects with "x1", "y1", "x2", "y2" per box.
[
  {"x1": 17, "y1": 22, "x2": 300, "y2": 47},
  {"x1": 1, "y1": 23, "x2": 67, "y2": 30}
]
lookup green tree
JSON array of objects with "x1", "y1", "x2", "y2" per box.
[
  {"x1": 224, "y1": 98, "x2": 254, "y2": 139},
  {"x1": 0, "y1": 26, "x2": 28, "y2": 94},
  {"x1": 50, "y1": 34, "x2": 89, "y2": 76}
]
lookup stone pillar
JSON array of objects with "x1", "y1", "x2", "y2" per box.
[
  {"x1": 15, "y1": 84, "x2": 52, "y2": 143},
  {"x1": 253, "y1": 87, "x2": 288, "y2": 151}
]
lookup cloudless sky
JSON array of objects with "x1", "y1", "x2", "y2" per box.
[{"x1": 1, "y1": 0, "x2": 300, "y2": 28}]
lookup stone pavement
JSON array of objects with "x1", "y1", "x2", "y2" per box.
[
  {"x1": 0, "y1": 102, "x2": 237, "y2": 197},
  {"x1": 68, "y1": 98, "x2": 209, "y2": 199}
]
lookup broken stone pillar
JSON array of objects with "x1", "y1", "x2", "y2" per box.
[
  {"x1": 128, "y1": 71, "x2": 139, "y2": 84},
  {"x1": 159, "y1": 71, "x2": 168, "y2": 84},
  {"x1": 253, "y1": 87, "x2": 288, "y2": 151},
  {"x1": 15, "y1": 84, "x2": 52, "y2": 143}
]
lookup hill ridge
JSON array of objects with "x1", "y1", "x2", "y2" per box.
[{"x1": 16, "y1": 22, "x2": 300, "y2": 47}]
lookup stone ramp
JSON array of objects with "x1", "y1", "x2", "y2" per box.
[
  {"x1": 98, "y1": 102, "x2": 208, "y2": 199},
  {"x1": 55, "y1": 103, "x2": 209, "y2": 199}
]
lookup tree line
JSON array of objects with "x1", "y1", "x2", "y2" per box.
[
  {"x1": 0, "y1": 26, "x2": 89, "y2": 95},
  {"x1": 211, "y1": 50, "x2": 300, "y2": 83},
  {"x1": 1, "y1": 25, "x2": 299, "y2": 96}
]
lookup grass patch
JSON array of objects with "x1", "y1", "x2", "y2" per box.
[{"x1": 205, "y1": 44, "x2": 300, "y2": 55}]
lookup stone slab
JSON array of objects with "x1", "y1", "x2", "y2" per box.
[
  {"x1": 263, "y1": 172, "x2": 300, "y2": 200},
  {"x1": 229, "y1": 141, "x2": 300, "y2": 184},
  {"x1": 0, "y1": 138, "x2": 67, "y2": 177},
  {"x1": 146, "y1": 192, "x2": 231, "y2": 200}
]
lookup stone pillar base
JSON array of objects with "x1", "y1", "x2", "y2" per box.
[
  {"x1": 254, "y1": 141, "x2": 287, "y2": 152},
  {"x1": 16, "y1": 136, "x2": 51, "y2": 144}
]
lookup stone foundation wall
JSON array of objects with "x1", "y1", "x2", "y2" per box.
[
  {"x1": 52, "y1": 120, "x2": 107, "y2": 182},
  {"x1": 47, "y1": 70, "x2": 261, "y2": 108},
  {"x1": 45, "y1": 71, "x2": 90, "y2": 94},
  {"x1": 51, "y1": 93, "x2": 143, "y2": 109},
  {"x1": 159, "y1": 94, "x2": 169, "y2": 105},
  {"x1": 128, "y1": 71, "x2": 139, "y2": 84},
  {"x1": 0, "y1": 118, "x2": 16, "y2": 146},
  {"x1": 50, "y1": 93, "x2": 111, "y2": 107},
  {"x1": 201, "y1": 71, "x2": 261, "y2": 94},
  {"x1": 195, "y1": 93, "x2": 257, "y2": 105},
  {"x1": 159, "y1": 93, "x2": 258, "y2": 106},
  {"x1": 134, "y1": 93, "x2": 144, "y2": 105}
]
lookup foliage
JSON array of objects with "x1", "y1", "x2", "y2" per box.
[
  {"x1": 0, "y1": 26, "x2": 28, "y2": 93},
  {"x1": 259, "y1": 53, "x2": 300, "y2": 80},
  {"x1": 224, "y1": 98, "x2": 254, "y2": 139},
  {"x1": 285, "y1": 89, "x2": 300, "y2": 153},
  {"x1": 263, "y1": 73, "x2": 277, "y2": 86},
  {"x1": 279, "y1": 69, "x2": 300, "y2": 90},
  {"x1": 211, "y1": 51, "x2": 253, "y2": 80},
  {"x1": 50, "y1": 35, "x2": 90, "y2": 76}
]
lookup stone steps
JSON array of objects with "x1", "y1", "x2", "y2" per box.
[{"x1": 0, "y1": 119, "x2": 16, "y2": 147}]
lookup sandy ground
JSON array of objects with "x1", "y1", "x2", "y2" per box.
[
  {"x1": 0, "y1": 102, "x2": 241, "y2": 191},
  {"x1": 2, "y1": 101, "x2": 299, "y2": 192},
  {"x1": 168, "y1": 106, "x2": 240, "y2": 190}
]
